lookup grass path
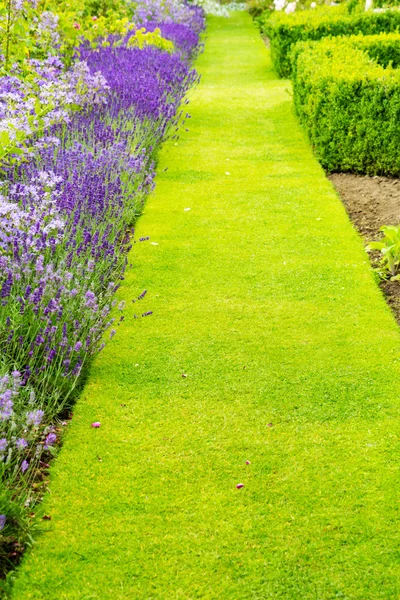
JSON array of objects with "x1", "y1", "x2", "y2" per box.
[{"x1": 12, "y1": 12, "x2": 400, "y2": 599}]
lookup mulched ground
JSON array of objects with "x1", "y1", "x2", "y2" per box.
[{"x1": 329, "y1": 173, "x2": 400, "y2": 324}]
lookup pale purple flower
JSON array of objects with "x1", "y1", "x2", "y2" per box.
[
  {"x1": 44, "y1": 432, "x2": 57, "y2": 449},
  {"x1": 21, "y1": 460, "x2": 29, "y2": 473},
  {"x1": 0, "y1": 515, "x2": 6, "y2": 530},
  {"x1": 26, "y1": 409, "x2": 45, "y2": 427},
  {"x1": 15, "y1": 438, "x2": 28, "y2": 449},
  {"x1": 0, "y1": 438, "x2": 7, "y2": 452},
  {"x1": 0, "y1": 390, "x2": 13, "y2": 421}
]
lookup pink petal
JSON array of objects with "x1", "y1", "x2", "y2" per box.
[
  {"x1": 236, "y1": 483, "x2": 244, "y2": 489},
  {"x1": 91, "y1": 422, "x2": 101, "y2": 428},
  {"x1": 246, "y1": 460, "x2": 251, "y2": 465}
]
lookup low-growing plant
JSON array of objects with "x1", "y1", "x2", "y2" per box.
[
  {"x1": 367, "y1": 226, "x2": 400, "y2": 279},
  {"x1": 126, "y1": 26, "x2": 174, "y2": 51}
]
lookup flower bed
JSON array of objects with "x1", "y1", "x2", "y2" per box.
[
  {"x1": 291, "y1": 33, "x2": 400, "y2": 174},
  {"x1": 0, "y1": 0, "x2": 205, "y2": 580}
]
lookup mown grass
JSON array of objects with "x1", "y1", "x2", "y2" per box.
[{"x1": 10, "y1": 11, "x2": 400, "y2": 599}]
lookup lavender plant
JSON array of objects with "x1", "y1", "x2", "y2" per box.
[{"x1": 0, "y1": 0, "x2": 205, "y2": 578}]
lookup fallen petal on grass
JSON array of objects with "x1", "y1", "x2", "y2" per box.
[{"x1": 91, "y1": 422, "x2": 101, "y2": 428}]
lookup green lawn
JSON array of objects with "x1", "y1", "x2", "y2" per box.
[{"x1": 11, "y1": 11, "x2": 400, "y2": 599}]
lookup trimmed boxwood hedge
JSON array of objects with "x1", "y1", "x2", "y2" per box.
[
  {"x1": 291, "y1": 33, "x2": 400, "y2": 174},
  {"x1": 261, "y1": 7, "x2": 400, "y2": 77}
]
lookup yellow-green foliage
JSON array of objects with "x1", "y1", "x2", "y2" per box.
[
  {"x1": 126, "y1": 28, "x2": 175, "y2": 52},
  {"x1": 261, "y1": 5, "x2": 400, "y2": 76},
  {"x1": 291, "y1": 33, "x2": 400, "y2": 174},
  {"x1": 52, "y1": 13, "x2": 136, "y2": 64},
  {"x1": 0, "y1": 0, "x2": 50, "y2": 72},
  {"x1": 0, "y1": 0, "x2": 137, "y2": 71}
]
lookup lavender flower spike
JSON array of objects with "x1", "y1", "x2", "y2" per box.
[{"x1": 44, "y1": 433, "x2": 57, "y2": 449}]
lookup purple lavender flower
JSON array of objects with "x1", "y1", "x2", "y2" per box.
[
  {"x1": 0, "y1": 390, "x2": 13, "y2": 421},
  {"x1": 44, "y1": 432, "x2": 57, "y2": 449},
  {"x1": 0, "y1": 515, "x2": 6, "y2": 531},
  {"x1": 0, "y1": 4, "x2": 203, "y2": 517},
  {"x1": 15, "y1": 438, "x2": 28, "y2": 449},
  {"x1": 26, "y1": 409, "x2": 45, "y2": 427}
]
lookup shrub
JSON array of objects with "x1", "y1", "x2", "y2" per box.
[
  {"x1": 261, "y1": 5, "x2": 400, "y2": 77},
  {"x1": 291, "y1": 33, "x2": 400, "y2": 174}
]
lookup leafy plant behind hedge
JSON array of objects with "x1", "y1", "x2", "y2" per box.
[
  {"x1": 261, "y1": 6, "x2": 400, "y2": 77},
  {"x1": 291, "y1": 33, "x2": 400, "y2": 175}
]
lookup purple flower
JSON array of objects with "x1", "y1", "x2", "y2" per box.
[
  {"x1": 44, "y1": 432, "x2": 57, "y2": 449},
  {"x1": 84, "y1": 291, "x2": 97, "y2": 309},
  {"x1": 15, "y1": 438, "x2": 28, "y2": 449},
  {"x1": 0, "y1": 515, "x2": 6, "y2": 531},
  {"x1": 0, "y1": 390, "x2": 13, "y2": 421},
  {"x1": 26, "y1": 409, "x2": 45, "y2": 427},
  {"x1": 0, "y1": 6, "x2": 203, "y2": 512}
]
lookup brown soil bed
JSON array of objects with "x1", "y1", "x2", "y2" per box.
[{"x1": 329, "y1": 173, "x2": 400, "y2": 323}]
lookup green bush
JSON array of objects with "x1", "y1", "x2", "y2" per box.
[
  {"x1": 291, "y1": 33, "x2": 400, "y2": 174},
  {"x1": 375, "y1": 0, "x2": 400, "y2": 7},
  {"x1": 247, "y1": 0, "x2": 271, "y2": 17},
  {"x1": 261, "y1": 6, "x2": 400, "y2": 77}
]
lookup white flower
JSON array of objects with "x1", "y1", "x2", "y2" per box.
[
  {"x1": 274, "y1": 0, "x2": 286, "y2": 10},
  {"x1": 285, "y1": 1, "x2": 297, "y2": 13}
]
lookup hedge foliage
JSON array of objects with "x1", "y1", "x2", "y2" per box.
[
  {"x1": 291, "y1": 33, "x2": 400, "y2": 174},
  {"x1": 261, "y1": 6, "x2": 400, "y2": 77}
]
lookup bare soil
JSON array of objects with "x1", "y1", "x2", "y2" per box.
[{"x1": 329, "y1": 173, "x2": 400, "y2": 323}]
